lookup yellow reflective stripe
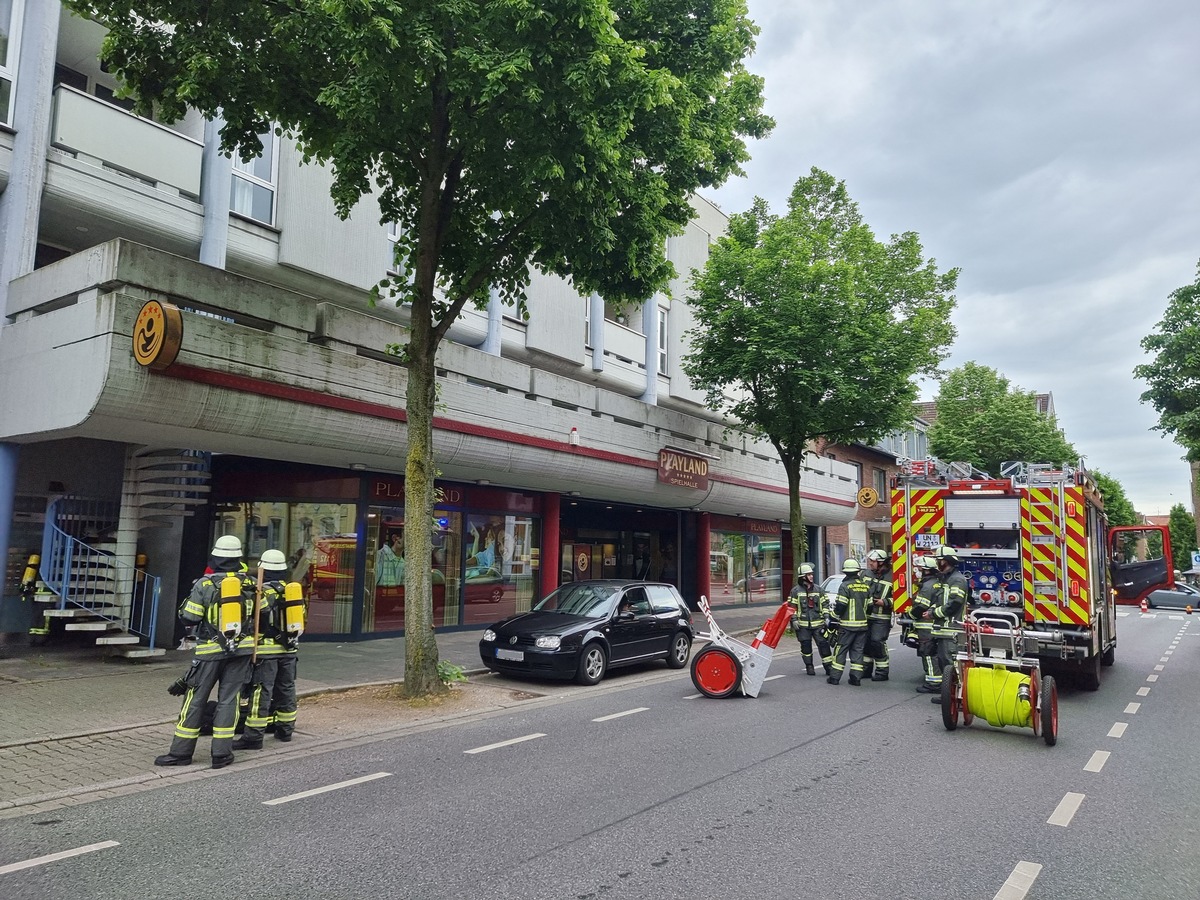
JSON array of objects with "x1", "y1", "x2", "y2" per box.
[
  {"x1": 273, "y1": 710, "x2": 297, "y2": 724},
  {"x1": 212, "y1": 726, "x2": 236, "y2": 739}
]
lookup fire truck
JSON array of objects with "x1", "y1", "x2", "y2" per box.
[{"x1": 890, "y1": 459, "x2": 1173, "y2": 691}]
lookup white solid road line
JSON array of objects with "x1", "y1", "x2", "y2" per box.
[
  {"x1": 1137, "y1": 687, "x2": 1151, "y2": 697},
  {"x1": 763, "y1": 674, "x2": 787, "y2": 682},
  {"x1": 1108, "y1": 722, "x2": 1128, "y2": 738},
  {"x1": 994, "y1": 861, "x2": 1043, "y2": 900},
  {"x1": 592, "y1": 707, "x2": 649, "y2": 722},
  {"x1": 1048, "y1": 792, "x2": 1085, "y2": 827},
  {"x1": 1084, "y1": 750, "x2": 1111, "y2": 773},
  {"x1": 464, "y1": 733, "x2": 546, "y2": 755},
  {"x1": 684, "y1": 693, "x2": 702, "y2": 700},
  {"x1": 1124, "y1": 702, "x2": 1141, "y2": 714},
  {"x1": 0, "y1": 840, "x2": 120, "y2": 876},
  {"x1": 263, "y1": 772, "x2": 392, "y2": 806}
]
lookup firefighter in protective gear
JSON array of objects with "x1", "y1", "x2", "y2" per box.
[
  {"x1": 912, "y1": 556, "x2": 943, "y2": 694},
  {"x1": 788, "y1": 563, "x2": 832, "y2": 676},
  {"x1": 922, "y1": 544, "x2": 968, "y2": 703},
  {"x1": 861, "y1": 549, "x2": 894, "y2": 681},
  {"x1": 233, "y1": 549, "x2": 290, "y2": 750},
  {"x1": 155, "y1": 535, "x2": 256, "y2": 769},
  {"x1": 21, "y1": 554, "x2": 52, "y2": 645},
  {"x1": 268, "y1": 571, "x2": 305, "y2": 742},
  {"x1": 828, "y1": 558, "x2": 871, "y2": 686}
]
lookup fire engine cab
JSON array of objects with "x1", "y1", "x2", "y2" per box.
[{"x1": 890, "y1": 459, "x2": 1173, "y2": 691}]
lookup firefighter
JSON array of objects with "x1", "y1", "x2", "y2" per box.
[
  {"x1": 921, "y1": 544, "x2": 969, "y2": 703},
  {"x1": 233, "y1": 549, "x2": 290, "y2": 751},
  {"x1": 155, "y1": 535, "x2": 256, "y2": 769},
  {"x1": 912, "y1": 556, "x2": 943, "y2": 694},
  {"x1": 268, "y1": 564, "x2": 305, "y2": 742},
  {"x1": 788, "y1": 563, "x2": 832, "y2": 676},
  {"x1": 861, "y1": 549, "x2": 894, "y2": 681},
  {"x1": 827, "y1": 558, "x2": 871, "y2": 686}
]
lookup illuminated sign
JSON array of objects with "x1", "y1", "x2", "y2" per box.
[
  {"x1": 132, "y1": 300, "x2": 183, "y2": 370},
  {"x1": 657, "y1": 449, "x2": 709, "y2": 490}
]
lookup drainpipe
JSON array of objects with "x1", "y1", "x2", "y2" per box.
[
  {"x1": 482, "y1": 285, "x2": 502, "y2": 356},
  {"x1": 639, "y1": 295, "x2": 659, "y2": 404},
  {"x1": 0, "y1": 0, "x2": 61, "y2": 314},
  {"x1": 199, "y1": 113, "x2": 233, "y2": 268},
  {"x1": 589, "y1": 293, "x2": 605, "y2": 372}
]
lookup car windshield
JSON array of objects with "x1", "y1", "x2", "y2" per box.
[{"x1": 533, "y1": 583, "x2": 620, "y2": 617}]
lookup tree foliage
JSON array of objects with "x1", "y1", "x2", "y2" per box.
[
  {"x1": 71, "y1": 0, "x2": 772, "y2": 694},
  {"x1": 1135, "y1": 261, "x2": 1200, "y2": 460},
  {"x1": 1168, "y1": 502, "x2": 1197, "y2": 571},
  {"x1": 683, "y1": 169, "x2": 958, "y2": 572},
  {"x1": 927, "y1": 362, "x2": 1078, "y2": 476},
  {"x1": 1091, "y1": 471, "x2": 1138, "y2": 527}
]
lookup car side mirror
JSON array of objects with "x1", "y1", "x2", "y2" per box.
[{"x1": 619, "y1": 609, "x2": 635, "y2": 619}]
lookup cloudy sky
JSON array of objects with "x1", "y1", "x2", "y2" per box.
[{"x1": 705, "y1": 0, "x2": 1200, "y2": 516}]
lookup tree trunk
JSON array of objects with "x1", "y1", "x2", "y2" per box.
[
  {"x1": 402, "y1": 294, "x2": 445, "y2": 697},
  {"x1": 786, "y1": 460, "x2": 808, "y2": 577}
]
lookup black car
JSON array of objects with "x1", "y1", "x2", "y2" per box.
[{"x1": 479, "y1": 580, "x2": 694, "y2": 685}]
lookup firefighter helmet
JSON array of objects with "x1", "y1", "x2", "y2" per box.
[
  {"x1": 211, "y1": 535, "x2": 243, "y2": 558},
  {"x1": 933, "y1": 545, "x2": 959, "y2": 563},
  {"x1": 866, "y1": 549, "x2": 888, "y2": 563},
  {"x1": 799, "y1": 563, "x2": 815, "y2": 576},
  {"x1": 842, "y1": 558, "x2": 862, "y2": 574},
  {"x1": 915, "y1": 555, "x2": 937, "y2": 570},
  {"x1": 259, "y1": 549, "x2": 288, "y2": 572}
]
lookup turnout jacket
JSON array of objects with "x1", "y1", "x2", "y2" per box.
[
  {"x1": 788, "y1": 581, "x2": 827, "y2": 626},
  {"x1": 832, "y1": 574, "x2": 871, "y2": 631},
  {"x1": 930, "y1": 567, "x2": 969, "y2": 638},
  {"x1": 178, "y1": 569, "x2": 257, "y2": 658},
  {"x1": 864, "y1": 572, "x2": 894, "y2": 626},
  {"x1": 910, "y1": 572, "x2": 940, "y2": 632}
]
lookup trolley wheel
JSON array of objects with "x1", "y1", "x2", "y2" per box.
[
  {"x1": 959, "y1": 666, "x2": 975, "y2": 727},
  {"x1": 690, "y1": 644, "x2": 742, "y2": 698},
  {"x1": 941, "y1": 666, "x2": 960, "y2": 731},
  {"x1": 1040, "y1": 674, "x2": 1059, "y2": 746}
]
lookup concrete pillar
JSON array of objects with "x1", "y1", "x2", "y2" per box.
[
  {"x1": 540, "y1": 492, "x2": 561, "y2": 601},
  {"x1": 589, "y1": 293, "x2": 605, "y2": 372},
  {"x1": 199, "y1": 114, "x2": 233, "y2": 268},
  {"x1": 482, "y1": 286, "x2": 502, "y2": 356},
  {"x1": 639, "y1": 295, "x2": 659, "y2": 404},
  {"x1": 697, "y1": 511, "x2": 711, "y2": 605},
  {"x1": 0, "y1": 0, "x2": 62, "y2": 314},
  {"x1": 0, "y1": 442, "x2": 19, "y2": 590}
]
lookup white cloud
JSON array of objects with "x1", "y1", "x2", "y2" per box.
[{"x1": 708, "y1": 0, "x2": 1200, "y2": 514}]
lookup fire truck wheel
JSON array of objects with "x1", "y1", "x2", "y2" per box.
[
  {"x1": 1041, "y1": 675, "x2": 1059, "y2": 746},
  {"x1": 1101, "y1": 644, "x2": 1116, "y2": 667},
  {"x1": 690, "y1": 645, "x2": 742, "y2": 698},
  {"x1": 666, "y1": 631, "x2": 692, "y2": 669},
  {"x1": 941, "y1": 667, "x2": 959, "y2": 731},
  {"x1": 575, "y1": 642, "x2": 608, "y2": 686},
  {"x1": 1078, "y1": 654, "x2": 1101, "y2": 692}
]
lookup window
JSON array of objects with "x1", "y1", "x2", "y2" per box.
[
  {"x1": 657, "y1": 307, "x2": 668, "y2": 374},
  {"x1": 230, "y1": 130, "x2": 279, "y2": 225},
  {"x1": 873, "y1": 468, "x2": 887, "y2": 495},
  {"x1": 848, "y1": 461, "x2": 863, "y2": 487},
  {"x1": 604, "y1": 299, "x2": 641, "y2": 333},
  {"x1": 0, "y1": 0, "x2": 23, "y2": 126}
]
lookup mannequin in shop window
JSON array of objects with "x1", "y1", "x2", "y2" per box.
[{"x1": 376, "y1": 532, "x2": 405, "y2": 587}]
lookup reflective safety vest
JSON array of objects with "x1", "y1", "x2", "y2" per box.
[{"x1": 833, "y1": 575, "x2": 870, "y2": 631}]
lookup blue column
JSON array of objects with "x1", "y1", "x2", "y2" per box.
[
  {"x1": 0, "y1": 442, "x2": 19, "y2": 592},
  {"x1": 199, "y1": 113, "x2": 233, "y2": 268},
  {"x1": 482, "y1": 286, "x2": 502, "y2": 356},
  {"x1": 0, "y1": 0, "x2": 62, "y2": 313},
  {"x1": 639, "y1": 295, "x2": 659, "y2": 404}
]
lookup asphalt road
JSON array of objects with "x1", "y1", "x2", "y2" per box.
[{"x1": 1, "y1": 610, "x2": 1197, "y2": 899}]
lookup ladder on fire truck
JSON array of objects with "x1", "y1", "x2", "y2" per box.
[{"x1": 1001, "y1": 462, "x2": 1079, "y2": 616}]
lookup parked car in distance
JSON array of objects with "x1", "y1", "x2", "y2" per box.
[
  {"x1": 735, "y1": 567, "x2": 782, "y2": 593},
  {"x1": 1146, "y1": 581, "x2": 1200, "y2": 609},
  {"x1": 479, "y1": 580, "x2": 693, "y2": 685}
]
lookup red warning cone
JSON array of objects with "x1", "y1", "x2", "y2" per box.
[{"x1": 1140, "y1": 596, "x2": 1148, "y2": 613}]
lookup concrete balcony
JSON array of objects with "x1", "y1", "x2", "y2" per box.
[{"x1": 50, "y1": 86, "x2": 202, "y2": 200}]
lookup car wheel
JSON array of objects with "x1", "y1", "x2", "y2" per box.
[
  {"x1": 690, "y1": 644, "x2": 742, "y2": 698},
  {"x1": 666, "y1": 632, "x2": 691, "y2": 669},
  {"x1": 1041, "y1": 675, "x2": 1059, "y2": 746},
  {"x1": 575, "y1": 642, "x2": 607, "y2": 685},
  {"x1": 489, "y1": 587, "x2": 503, "y2": 602}
]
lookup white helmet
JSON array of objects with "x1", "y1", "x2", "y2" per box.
[
  {"x1": 260, "y1": 549, "x2": 288, "y2": 572},
  {"x1": 933, "y1": 545, "x2": 959, "y2": 563},
  {"x1": 211, "y1": 535, "x2": 243, "y2": 558},
  {"x1": 915, "y1": 555, "x2": 938, "y2": 571},
  {"x1": 799, "y1": 563, "x2": 815, "y2": 576},
  {"x1": 866, "y1": 549, "x2": 888, "y2": 564},
  {"x1": 842, "y1": 558, "x2": 862, "y2": 574}
]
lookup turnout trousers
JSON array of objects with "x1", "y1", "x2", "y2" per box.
[
  {"x1": 830, "y1": 629, "x2": 867, "y2": 684},
  {"x1": 241, "y1": 657, "x2": 280, "y2": 743},
  {"x1": 270, "y1": 655, "x2": 298, "y2": 738},
  {"x1": 168, "y1": 654, "x2": 253, "y2": 760},
  {"x1": 793, "y1": 620, "x2": 832, "y2": 674}
]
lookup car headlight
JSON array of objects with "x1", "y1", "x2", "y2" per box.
[
  {"x1": 535, "y1": 635, "x2": 561, "y2": 650},
  {"x1": 482, "y1": 629, "x2": 497, "y2": 642}
]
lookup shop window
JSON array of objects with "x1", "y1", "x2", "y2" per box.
[
  {"x1": 465, "y1": 512, "x2": 539, "y2": 625},
  {"x1": 364, "y1": 506, "x2": 463, "y2": 634}
]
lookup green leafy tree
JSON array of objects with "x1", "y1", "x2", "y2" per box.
[
  {"x1": 71, "y1": 0, "x2": 772, "y2": 695},
  {"x1": 1135, "y1": 261, "x2": 1200, "y2": 458},
  {"x1": 1168, "y1": 502, "x2": 1197, "y2": 572},
  {"x1": 928, "y1": 363, "x2": 1078, "y2": 475},
  {"x1": 683, "y1": 169, "x2": 958, "y2": 574},
  {"x1": 1091, "y1": 471, "x2": 1138, "y2": 527}
]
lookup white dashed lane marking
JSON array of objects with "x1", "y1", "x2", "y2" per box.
[
  {"x1": 592, "y1": 707, "x2": 649, "y2": 722},
  {"x1": 1137, "y1": 687, "x2": 1151, "y2": 696},
  {"x1": 0, "y1": 841, "x2": 120, "y2": 876},
  {"x1": 1125, "y1": 702, "x2": 1141, "y2": 714},
  {"x1": 1147, "y1": 674, "x2": 1159, "y2": 682},
  {"x1": 1108, "y1": 722, "x2": 1129, "y2": 738},
  {"x1": 1154, "y1": 665, "x2": 1165, "y2": 671},
  {"x1": 464, "y1": 733, "x2": 546, "y2": 755},
  {"x1": 263, "y1": 772, "x2": 391, "y2": 806},
  {"x1": 993, "y1": 861, "x2": 1042, "y2": 900},
  {"x1": 1048, "y1": 792, "x2": 1085, "y2": 827},
  {"x1": 1084, "y1": 751, "x2": 1111, "y2": 773}
]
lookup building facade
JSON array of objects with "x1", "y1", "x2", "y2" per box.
[{"x1": 0, "y1": 2, "x2": 859, "y2": 651}]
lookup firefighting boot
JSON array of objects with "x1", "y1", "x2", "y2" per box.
[
  {"x1": 154, "y1": 754, "x2": 193, "y2": 767},
  {"x1": 805, "y1": 664, "x2": 816, "y2": 676},
  {"x1": 232, "y1": 737, "x2": 263, "y2": 751},
  {"x1": 848, "y1": 676, "x2": 862, "y2": 686}
]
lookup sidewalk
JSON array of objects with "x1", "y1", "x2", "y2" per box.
[{"x1": 0, "y1": 602, "x2": 776, "y2": 817}]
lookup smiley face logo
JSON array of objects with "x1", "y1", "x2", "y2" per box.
[{"x1": 133, "y1": 300, "x2": 183, "y2": 370}]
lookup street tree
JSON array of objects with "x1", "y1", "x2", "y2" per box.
[
  {"x1": 1168, "y1": 502, "x2": 1197, "y2": 573},
  {"x1": 683, "y1": 169, "x2": 958, "y2": 575},
  {"x1": 1135, "y1": 261, "x2": 1200, "y2": 458},
  {"x1": 1091, "y1": 471, "x2": 1139, "y2": 528},
  {"x1": 70, "y1": 0, "x2": 772, "y2": 695},
  {"x1": 928, "y1": 363, "x2": 1077, "y2": 475}
]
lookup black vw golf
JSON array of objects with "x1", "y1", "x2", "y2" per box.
[{"x1": 479, "y1": 580, "x2": 694, "y2": 685}]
